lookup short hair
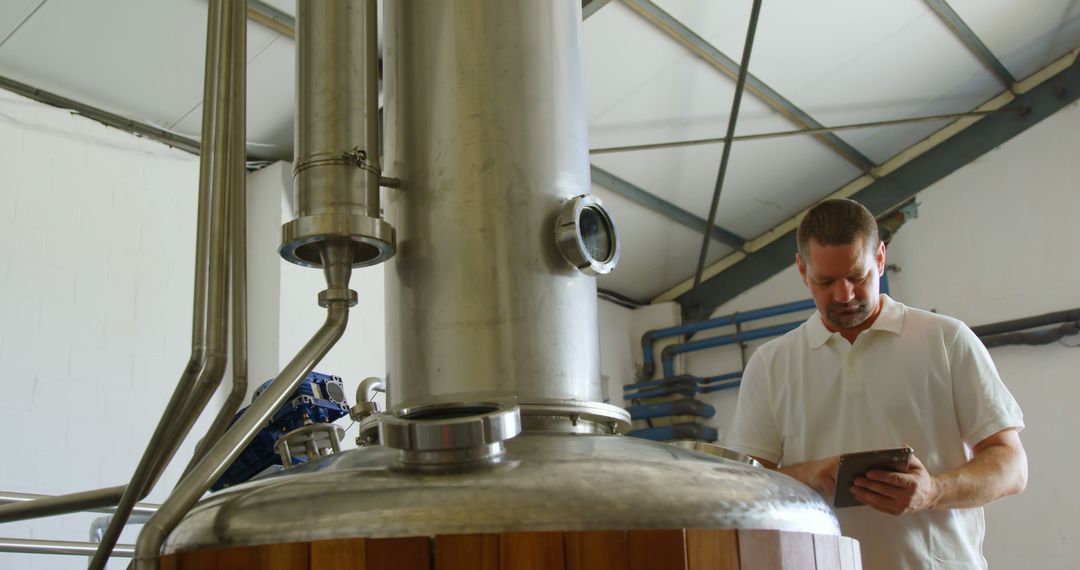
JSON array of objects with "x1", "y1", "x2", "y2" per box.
[{"x1": 796, "y1": 198, "x2": 879, "y2": 259}]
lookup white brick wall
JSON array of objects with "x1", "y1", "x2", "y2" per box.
[{"x1": 0, "y1": 90, "x2": 209, "y2": 569}]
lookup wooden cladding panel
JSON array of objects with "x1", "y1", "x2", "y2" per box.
[
  {"x1": 310, "y1": 538, "x2": 365, "y2": 569},
  {"x1": 367, "y1": 536, "x2": 430, "y2": 570},
  {"x1": 435, "y1": 534, "x2": 499, "y2": 570},
  {"x1": 686, "y1": 529, "x2": 739, "y2": 570},
  {"x1": 813, "y1": 534, "x2": 842, "y2": 570},
  {"x1": 628, "y1": 529, "x2": 687, "y2": 570},
  {"x1": 262, "y1": 542, "x2": 311, "y2": 570},
  {"x1": 565, "y1": 530, "x2": 629, "y2": 570},
  {"x1": 166, "y1": 528, "x2": 859, "y2": 569},
  {"x1": 500, "y1": 532, "x2": 565, "y2": 570}
]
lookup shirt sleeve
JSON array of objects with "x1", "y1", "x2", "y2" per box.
[
  {"x1": 725, "y1": 348, "x2": 783, "y2": 465},
  {"x1": 949, "y1": 323, "x2": 1025, "y2": 447}
]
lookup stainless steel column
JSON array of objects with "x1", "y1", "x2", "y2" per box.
[
  {"x1": 383, "y1": 1, "x2": 625, "y2": 426},
  {"x1": 280, "y1": 0, "x2": 394, "y2": 268}
]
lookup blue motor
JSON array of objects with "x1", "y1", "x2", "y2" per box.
[{"x1": 210, "y1": 372, "x2": 349, "y2": 491}]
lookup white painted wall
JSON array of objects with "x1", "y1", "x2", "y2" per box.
[{"x1": 0, "y1": 90, "x2": 209, "y2": 569}]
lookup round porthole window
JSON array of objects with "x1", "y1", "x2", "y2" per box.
[{"x1": 555, "y1": 195, "x2": 620, "y2": 276}]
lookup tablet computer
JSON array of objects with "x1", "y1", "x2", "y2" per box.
[{"x1": 833, "y1": 446, "x2": 913, "y2": 508}]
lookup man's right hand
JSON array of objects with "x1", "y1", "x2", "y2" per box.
[{"x1": 757, "y1": 456, "x2": 842, "y2": 497}]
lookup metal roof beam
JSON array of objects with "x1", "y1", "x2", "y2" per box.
[
  {"x1": 247, "y1": 0, "x2": 295, "y2": 38},
  {"x1": 671, "y1": 49, "x2": 1080, "y2": 321},
  {"x1": 622, "y1": 0, "x2": 877, "y2": 174},
  {"x1": 924, "y1": 0, "x2": 1017, "y2": 88},
  {"x1": 583, "y1": 0, "x2": 616, "y2": 20},
  {"x1": 591, "y1": 165, "x2": 746, "y2": 249}
]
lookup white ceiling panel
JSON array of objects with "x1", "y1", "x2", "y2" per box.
[
  {"x1": 0, "y1": 0, "x2": 210, "y2": 129},
  {"x1": 592, "y1": 184, "x2": 731, "y2": 300},
  {"x1": 592, "y1": 134, "x2": 862, "y2": 240},
  {"x1": 0, "y1": 0, "x2": 43, "y2": 43},
  {"x1": 588, "y1": 49, "x2": 800, "y2": 150},
  {"x1": 653, "y1": 0, "x2": 1003, "y2": 163},
  {"x1": 170, "y1": 32, "x2": 295, "y2": 161},
  {"x1": 950, "y1": 0, "x2": 1080, "y2": 80},
  {"x1": 583, "y1": 1, "x2": 697, "y2": 124}
]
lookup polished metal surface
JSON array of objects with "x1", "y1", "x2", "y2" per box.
[
  {"x1": 281, "y1": 0, "x2": 394, "y2": 268},
  {"x1": 89, "y1": 3, "x2": 245, "y2": 568},
  {"x1": 668, "y1": 440, "x2": 764, "y2": 468},
  {"x1": 274, "y1": 423, "x2": 345, "y2": 467},
  {"x1": 135, "y1": 242, "x2": 356, "y2": 569},
  {"x1": 0, "y1": 537, "x2": 135, "y2": 558},
  {"x1": 380, "y1": 402, "x2": 522, "y2": 466},
  {"x1": 554, "y1": 194, "x2": 621, "y2": 276},
  {"x1": 164, "y1": 433, "x2": 839, "y2": 554},
  {"x1": 0, "y1": 486, "x2": 126, "y2": 523},
  {"x1": 383, "y1": 0, "x2": 624, "y2": 424},
  {"x1": 0, "y1": 491, "x2": 159, "y2": 517}
]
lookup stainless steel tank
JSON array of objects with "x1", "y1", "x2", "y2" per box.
[
  {"x1": 163, "y1": 0, "x2": 842, "y2": 560},
  {"x1": 381, "y1": 0, "x2": 625, "y2": 426}
]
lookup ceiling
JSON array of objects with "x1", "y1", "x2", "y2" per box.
[{"x1": 1, "y1": 0, "x2": 1078, "y2": 307}]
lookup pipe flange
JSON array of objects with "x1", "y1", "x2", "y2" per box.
[
  {"x1": 378, "y1": 402, "x2": 522, "y2": 466},
  {"x1": 280, "y1": 213, "x2": 396, "y2": 269},
  {"x1": 518, "y1": 401, "x2": 631, "y2": 435},
  {"x1": 554, "y1": 194, "x2": 620, "y2": 276},
  {"x1": 318, "y1": 288, "x2": 359, "y2": 308}
]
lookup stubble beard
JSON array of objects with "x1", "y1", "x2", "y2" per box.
[{"x1": 825, "y1": 300, "x2": 871, "y2": 329}]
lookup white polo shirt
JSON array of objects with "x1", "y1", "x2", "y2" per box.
[{"x1": 726, "y1": 295, "x2": 1024, "y2": 570}]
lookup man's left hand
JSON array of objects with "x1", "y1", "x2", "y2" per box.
[{"x1": 850, "y1": 454, "x2": 939, "y2": 516}]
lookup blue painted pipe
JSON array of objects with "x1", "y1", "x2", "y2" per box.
[
  {"x1": 628, "y1": 399, "x2": 716, "y2": 420},
  {"x1": 627, "y1": 422, "x2": 718, "y2": 442},
  {"x1": 702, "y1": 379, "x2": 742, "y2": 394},
  {"x1": 640, "y1": 299, "x2": 816, "y2": 378},
  {"x1": 660, "y1": 320, "x2": 803, "y2": 378}
]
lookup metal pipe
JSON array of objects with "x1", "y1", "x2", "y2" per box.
[
  {"x1": 90, "y1": 514, "x2": 151, "y2": 544},
  {"x1": 660, "y1": 320, "x2": 802, "y2": 378},
  {"x1": 0, "y1": 491, "x2": 158, "y2": 517},
  {"x1": 588, "y1": 108, "x2": 1023, "y2": 155},
  {"x1": 0, "y1": 538, "x2": 135, "y2": 558},
  {"x1": 357, "y1": 376, "x2": 384, "y2": 403},
  {"x1": 180, "y1": 0, "x2": 250, "y2": 480},
  {"x1": 639, "y1": 299, "x2": 815, "y2": 379},
  {"x1": 970, "y1": 308, "x2": 1080, "y2": 337},
  {"x1": 0, "y1": 486, "x2": 125, "y2": 523},
  {"x1": 280, "y1": 0, "x2": 394, "y2": 269},
  {"x1": 688, "y1": 0, "x2": 764, "y2": 313},
  {"x1": 87, "y1": 0, "x2": 242, "y2": 567},
  {"x1": 133, "y1": 243, "x2": 355, "y2": 570}
]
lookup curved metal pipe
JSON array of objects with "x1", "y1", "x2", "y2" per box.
[
  {"x1": 179, "y1": 27, "x2": 250, "y2": 480},
  {"x1": 87, "y1": 1, "x2": 243, "y2": 568},
  {"x1": 357, "y1": 376, "x2": 384, "y2": 404},
  {"x1": 133, "y1": 290, "x2": 352, "y2": 569}
]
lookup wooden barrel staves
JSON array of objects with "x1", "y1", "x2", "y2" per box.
[{"x1": 162, "y1": 529, "x2": 861, "y2": 569}]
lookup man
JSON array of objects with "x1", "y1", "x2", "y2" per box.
[{"x1": 726, "y1": 199, "x2": 1027, "y2": 569}]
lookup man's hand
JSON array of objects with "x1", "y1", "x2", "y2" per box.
[
  {"x1": 771, "y1": 455, "x2": 842, "y2": 497},
  {"x1": 850, "y1": 454, "x2": 939, "y2": 516}
]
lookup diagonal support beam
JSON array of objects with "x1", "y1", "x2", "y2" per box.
[
  {"x1": 672, "y1": 49, "x2": 1080, "y2": 321},
  {"x1": 583, "y1": 0, "x2": 616, "y2": 20},
  {"x1": 924, "y1": 0, "x2": 1017, "y2": 88},
  {"x1": 622, "y1": 0, "x2": 877, "y2": 174},
  {"x1": 591, "y1": 165, "x2": 745, "y2": 249}
]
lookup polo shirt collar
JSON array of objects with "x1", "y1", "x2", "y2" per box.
[{"x1": 807, "y1": 294, "x2": 904, "y2": 349}]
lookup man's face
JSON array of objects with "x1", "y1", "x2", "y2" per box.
[{"x1": 797, "y1": 238, "x2": 885, "y2": 331}]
